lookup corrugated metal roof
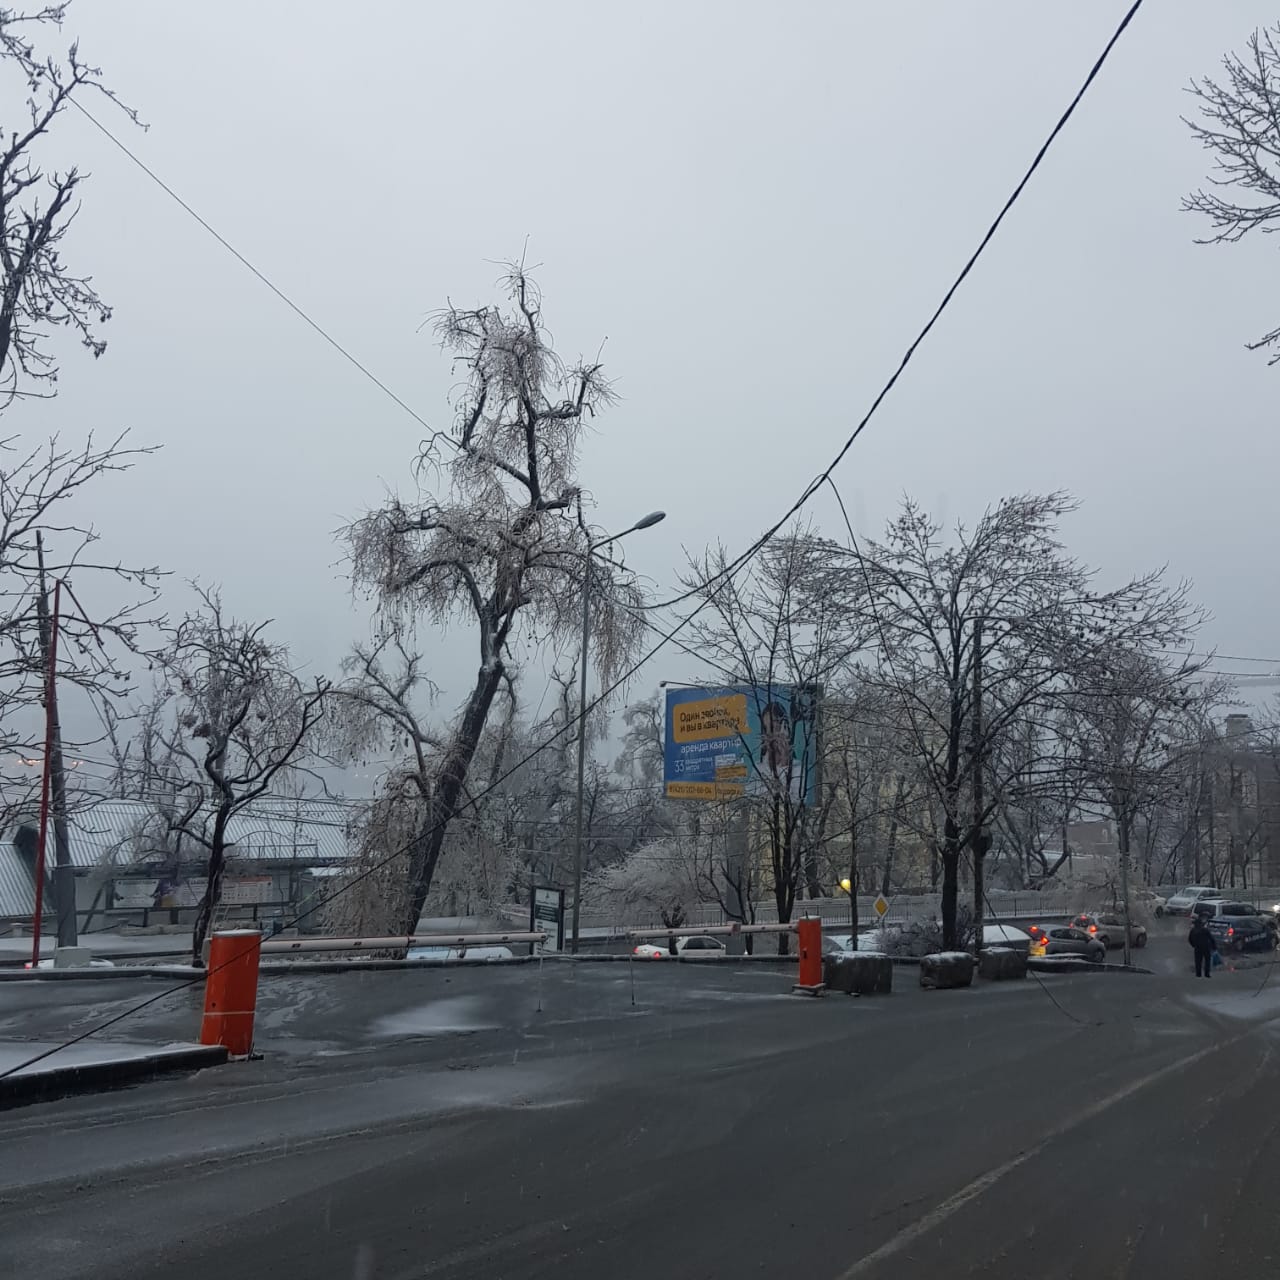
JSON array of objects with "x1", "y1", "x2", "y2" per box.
[
  {"x1": 0, "y1": 846, "x2": 34, "y2": 917},
  {"x1": 0, "y1": 798, "x2": 358, "y2": 916},
  {"x1": 49, "y1": 798, "x2": 355, "y2": 868}
]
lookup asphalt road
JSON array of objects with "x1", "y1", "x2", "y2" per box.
[{"x1": 2, "y1": 922, "x2": 1279, "y2": 1279}]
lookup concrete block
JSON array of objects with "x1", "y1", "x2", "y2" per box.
[
  {"x1": 52, "y1": 947, "x2": 93, "y2": 968},
  {"x1": 919, "y1": 951, "x2": 975, "y2": 989},
  {"x1": 978, "y1": 947, "x2": 1027, "y2": 981},
  {"x1": 823, "y1": 953, "x2": 893, "y2": 995}
]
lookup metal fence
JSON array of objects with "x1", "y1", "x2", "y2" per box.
[{"x1": 620, "y1": 891, "x2": 1080, "y2": 932}]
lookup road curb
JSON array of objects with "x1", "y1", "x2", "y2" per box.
[
  {"x1": 1028, "y1": 958, "x2": 1153, "y2": 975},
  {"x1": 0, "y1": 1042, "x2": 228, "y2": 1110}
]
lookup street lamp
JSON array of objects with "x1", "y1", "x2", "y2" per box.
[{"x1": 570, "y1": 510, "x2": 666, "y2": 953}]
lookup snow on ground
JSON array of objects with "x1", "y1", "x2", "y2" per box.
[
  {"x1": 1185, "y1": 976, "x2": 1280, "y2": 1021},
  {"x1": 0, "y1": 933, "x2": 191, "y2": 957},
  {"x1": 0, "y1": 1040, "x2": 209, "y2": 1077}
]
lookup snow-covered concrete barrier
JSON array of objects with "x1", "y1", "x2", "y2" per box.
[
  {"x1": 978, "y1": 947, "x2": 1027, "y2": 981},
  {"x1": 919, "y1": 951, "x2": 975, "y2": 990},
  {"x1": 823, "y1": 952, "x2": 893, "y2": 995}
]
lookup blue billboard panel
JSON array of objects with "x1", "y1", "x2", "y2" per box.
[{"x1": 662, "y1": 684, "x2": 815, "y2": 805}]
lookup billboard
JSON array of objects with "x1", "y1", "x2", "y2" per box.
[{"x1": 663, "y1": 684, "x2": 817, "y2": 804}]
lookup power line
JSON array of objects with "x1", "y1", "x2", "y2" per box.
[
  {"x1": 636, "y1": 0, "x2": 1147, "y2": 614},
  {"x1": 67, "y1": 97, "x2": 448, "y2": 446}
]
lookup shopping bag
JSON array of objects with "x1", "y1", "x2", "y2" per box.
[{"x1": 1212, "y1": 951, "x2": 1224, "y2": 968}]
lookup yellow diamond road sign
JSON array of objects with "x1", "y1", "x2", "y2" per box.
[{"x1": 873, "y1": 894, "x2": 890, "y2": 919}]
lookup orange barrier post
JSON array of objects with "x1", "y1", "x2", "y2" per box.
[
  {"x1": 200, "y1": 929, "x2": 262, "y2": 1057},
  {"x1": 795, "y1": 917, "x2": 823, "y2": 993}
]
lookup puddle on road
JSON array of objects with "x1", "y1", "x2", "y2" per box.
[{"x1": 370, "y1": 995, "x2": 499, "y2": 1039}]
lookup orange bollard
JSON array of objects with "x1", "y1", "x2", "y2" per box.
[
  {"x1": 796, "y1": 917, "x2": 823, "y2": 990},
  {"x1": 200, "y1": 929, "x2": 262, "y2": 1057}
]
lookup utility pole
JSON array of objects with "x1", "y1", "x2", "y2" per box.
[
  {"x1": 1117, "y1": 805, "x2": 1134, "y2": 968},
  {"x1": 31, "y1": 534, "x2": 77, "y2": 957},
  {"x1": 570, "y1": 510, "x2": 665, "y2": 953},
  {"x1": 970, "y1": 617, "x2": 989, "y2": 955},
  {"x1": 569, "y1": 546, "x2": 593, "y2": 955}
]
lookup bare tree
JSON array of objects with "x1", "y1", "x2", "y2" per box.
[
  {"x1": 590, "y1": 837, "x2": 701, "y2": 944},
  {"x1": 819, "y1": 673, "x2": 938, "y2": 934},
  {"x1": 0, "y1": 4, "x2": 142, "y2": 406},
  {"x1": 820, "y1": 493, "x2": 1211, "y2": 948},
  {"x1": 678, "y1": 531, "x2": 861, "y2": 952},
  {"x1": 345, "y1": 265, "x2": 645, "y2": 933},
  {"x1": 1061, "y1": 645, "x2": 1222, "y2": 921},
  {"x1": 130, "y1": 588, "x2": 328, "y2": 963},
  {"x1": 0, "y1": 431, "x2": 161, "y2": 861},
  {"x1": 1184, "y1": 23, "x2": 1280, "y2": 361}
]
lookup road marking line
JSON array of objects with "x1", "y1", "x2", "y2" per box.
[{"x1": 833, "y1": 1032, "x2": 1242, "y2": 1279}]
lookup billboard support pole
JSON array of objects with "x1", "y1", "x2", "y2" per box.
[{"x1": 570, "y1": 548, "x2": 593, "y2": 955}]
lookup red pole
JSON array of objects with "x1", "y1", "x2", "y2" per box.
[
  {"x1": 796, "y1": 916, "x2": 823, "y2": 989},
  {"x1": 200, "y1": 930, "x2": 262, "y2": 1057},
  {"x1": 29, "y1": 578, "x2": 62, "y2": 969}
]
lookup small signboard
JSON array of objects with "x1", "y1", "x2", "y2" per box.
[
  {"x1": 873, "y1": 894, "x2": 891, "y2": 920},
  {"x1": 530, "y1": 886, "x2": 565, "y2": 953},
  {"x1": 221, "y1": 876, "x2": 274, "y2": 905}
]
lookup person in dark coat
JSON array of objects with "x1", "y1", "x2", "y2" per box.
[{"x1": 1188, "y1": 918, "x2": 1217, "y2": 978}]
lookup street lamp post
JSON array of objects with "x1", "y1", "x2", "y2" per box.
[{"x1": 570, "y1": 510, "x2": 666, "y2": 953}]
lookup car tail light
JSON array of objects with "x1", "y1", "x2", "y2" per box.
[{"x1": 1228, "y1": 927, "x2": 1235, "y2": 937}]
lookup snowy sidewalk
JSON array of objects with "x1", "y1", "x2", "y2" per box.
[{"x1": 0, "y1": 1038, "x2": 227, "y2": 1108}]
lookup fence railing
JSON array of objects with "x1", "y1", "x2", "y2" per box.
[{"x1": 627, "y1": 892, "x2": 1080, "y2": 932}]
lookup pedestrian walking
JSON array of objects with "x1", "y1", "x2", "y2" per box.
[{"x1": 1189, "y1": 918, "x2": 1217, "y2": 978}]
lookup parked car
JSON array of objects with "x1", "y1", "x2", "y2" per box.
[
  {"x1": 1165, "y1": 885, "x2": 1222, "y2": 915},
  {"x1": 1031, "y1": 926, "x2": 1106, "y2": 962},
  {"x1": 1137, "y1": 889, "x2": 1167, "y2": 917},
  {"x1": 981, "y1": 923, "x2": 1032, "y2": 956},
  {"x1": 632, "y1": 935, "x2": 726, "y2": 959},
  {"x1": 1189, "y1": 898, "x2": 1230, "y2": 924},
  {"x1": 1206, "y1": 903, "x2": 1277, "y2": 953},
  {"x1": 835, "y1": 933, "x2": 890, "y2": 954},
  {"x1": 406, "y1": 945, "x2": 514, "y2": 962},
  {"x1": 1071, "y1": 912, "x2": 1147, "y2": 949}
]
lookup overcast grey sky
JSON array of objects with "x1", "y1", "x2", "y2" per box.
[{"x1": 16, "y1": 1, "x2": 1280, "y2": 719}]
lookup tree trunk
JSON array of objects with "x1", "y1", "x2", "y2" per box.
[
  {"x1": 192, "y1": 805, "x2": 233, "y2": 966},
  {"x1": 804, "y1": 851, "x2": 824, "y2": 900},
  {"x1": 940, "y1": 823, "x2": 961, "y2": 948},
  {"x1": 1207, "y1": 778, "x2": 1218, "y2": 885},
  {"x1": 881, "y1": 776, "x2": 904, "y2": 897},
  {"x1": 940, "y1": 689, "x2": 964, "y2": 948},
  {"x1": 401, "y1": 658, "x2": 505, "y2": 933},
  {"x1": 848, "y1": 831, "x2": 859, "y2": 941},
  {"x1": 771, "y1": 798, "x2": 795, "y2": 955}
]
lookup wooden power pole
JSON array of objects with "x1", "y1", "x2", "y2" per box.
[
  {"x1": 971, "y1": 617, "x2": 990, "y2": 954},
  {"x1": 34, "y1": 534, "x2": 77, "y2": 951}
]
